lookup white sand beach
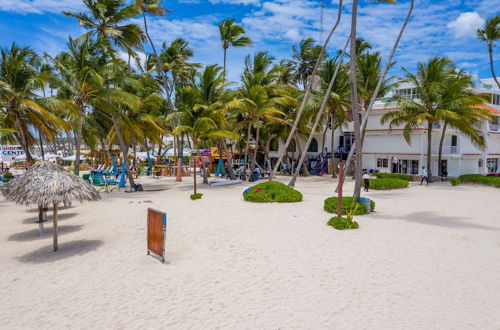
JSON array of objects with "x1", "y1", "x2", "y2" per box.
[{"x1": 1, "y1": 176, "x2": 499, "y2": 329}]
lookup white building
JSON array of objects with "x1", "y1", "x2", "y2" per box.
[{"x1": 268, "y1": 78, "x2": 500, "y2": 177}]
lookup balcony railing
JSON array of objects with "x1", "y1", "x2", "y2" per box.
[
  {"x1": 490, "y1": 124, "x2": 499, "y2": 132},
  {"x1": 432, "y1": 145, "x2": 460, "y2": 154}
]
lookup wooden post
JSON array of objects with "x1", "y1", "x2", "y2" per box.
[
  {"x1": 175, "y1": 157, "x2": 182, "y2": 182},
  {"x1": 53, "y1": 203, "x2": 58, "y2": 252},
  {"x1": 193, "y1": 157, "x2": 197, "y2": 195},
  {"x1": 337, "y1": 164, "x2": 344, "y2": 217}
]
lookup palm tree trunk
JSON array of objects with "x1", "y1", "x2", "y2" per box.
[
  {"x1": 38, "y1": 129, "x2": 45, "y2": 160},
  {"x1": 242, "y1": 120, "x2": 252, "y2": 181},
  {"x1": 74, "y1": 107, "x2": 84, "y2": 176},
  {"x1": 223, "y1": 46, "x2": 228, "y2": 84},
  {"x1": 427, "y1": 121, "x2": 433, "y2": 183},
  {"x1": 269, "y1": 0, "x2": 343, "y2": 181},
  {"x1": 13, "y1": 110, "x2": 33, "y2": 164},
  {"x1": 349, "y1": 0, "x2": 363, "y2": 202},
  {"x1": 437, "y1": 122, "x2": 447, "y2": 178},
  {"x1": 221, "y1": 138, "x2": 235, "y2": 180},
  {"x1": 250, "y1": 121, "x2": 261, "y2": 175},
  {"x1": 331, "y1": 113, "x2": 337, "y2": 178},
  {"x1": 111, "y1": 114, "x2": 136, "y2": 188},
  {"x1": 489, "y1": 44, "x2": 500, "y2": 89},
  {"x1": 289, "y1": 38, "x2": 349, "y2": 186},
  {"x1": 337, "y1": 0, "x2": 414, "y2": 195}
]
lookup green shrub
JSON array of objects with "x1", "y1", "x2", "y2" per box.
[
  {"x1": 374, "y1": 172, "x2": 413, "y2": 181},
  {"x1": 190, "y1": 193, "x2": 203, "y2": 200},
  {"x1": 324, "y1": 196, "x2": 375, "y2": 215},
  {"x1": 327, "y1": 216, "x2": 359, "y2": 230},
  {"x1": 458, "y1": 174, "x2": 500, "y2": 188},
  {"x1": 370, "y1": 178, "x2": 409, "y2": 190},
  {"x1": 243, "y1": 181, "x2": 303, "y2": 203},
  {"x1": 450, "y1": 177, "x2": 461, "y2": 186}
]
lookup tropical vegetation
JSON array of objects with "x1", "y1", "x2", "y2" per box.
[{"x1": 243, "y1": 181, "x2": 303, "y2": 203}]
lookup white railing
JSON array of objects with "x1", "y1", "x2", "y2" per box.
[
  {"x1": 432, "y1": 145, "x2": 459, "y2": 154},
  {"x1": 490, "y1": 124, "x2": 499, "y2": 132}
]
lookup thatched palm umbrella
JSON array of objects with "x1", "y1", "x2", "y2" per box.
[{"x1": 1, "y1": 162, "x2": 100, "y2": 251}]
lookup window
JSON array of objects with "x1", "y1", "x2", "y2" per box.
[
  {"x1": 308, "y1": 138, "x2": 318, "y2": 152},
  {"x1": 396, "y1": 88, "x2": 418, "y2": 99},
  {"x1": 269, "y1": 138, "x2": 279, "y2": 151},
  {"x1": 287, "y1": 139, "x2": 296, "y2": 152},
  {"x1": 491, "y1": 93, "x2": 500, "y2": 105},
  {"x1": 377, "y1": 158, "x2": 388, "y2": 168}
]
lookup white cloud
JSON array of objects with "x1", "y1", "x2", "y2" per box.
[
  {"x1": 0, "y1": 0, "x2": 82, "y2": 14},
  {"x1": 209, "y1": 0, "x2": 260, "y2": 5},
  {"x1": 447, "y1": 12, "x2": 485, "y2": 39}
]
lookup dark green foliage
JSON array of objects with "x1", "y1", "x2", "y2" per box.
[
  {"x1": 374, "y1": 172, "x2": 413, "y2": 181},
  {"x1": 457, "y1": 174, "x2": 500, "y2": 188},
  {"x1": 323, "y1": 197, "x2": 375, "y2": 215},
  {"x1": 190, "y1": 193, "x2": 203, "y2": 200},
  {"x1": 327, "y1": 216, "x2": 359, "y2": 230},
  {"x1": 370, "y1": 178, "x2": 409, "y2": 190},
  {"x1": 450, "y1": 177, "x2": 461, "y2": 186},
  {"x1": 243, "y1": 181, "x2": 303, "y2": 203}
]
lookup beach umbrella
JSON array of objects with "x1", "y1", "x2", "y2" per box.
[
  {"x1": 43, "y1": 153, "x2": 59, "y2": 160},
  {"x1": 1, "y1": 162, "x2": 100, "y2": 252},
  {"x1": 62, "y1": 155, "x2": 85, "y2": 161}
]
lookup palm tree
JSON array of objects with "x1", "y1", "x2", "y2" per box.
[
  {"x1": 0, "y1": 44, "x2": 66, "y2": 164},
  {"x1": 134, "y1": 0, "x2": 173, "y2": 100},
  {"x1": 226, "y1": 85, "x2": 287, "y2": 180},
  {"x1": 435, "y1": 70, "x2": 493, "y2": 176},
  {"x1": 477, "y1": 15, "x2": 500, "y2": 89},
  {"x1": 218, "y1": 18, "x2": 252, "y2": 81},
  {"x1": 291, "y1": 38, "x2": 323, "y2": 89},
  {"x1": 63, "y1": 0, "x2": 144, "y2": 55},
  {"x1": 381, "y1": 56, "x2": 454, "y2": 183}
]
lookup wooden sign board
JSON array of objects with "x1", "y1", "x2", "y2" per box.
[{"x1": 147, "y1": 208, "x2": 167, "y2": 263}]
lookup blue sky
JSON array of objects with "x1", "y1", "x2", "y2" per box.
[{"x1": 0, "y1": 0, "x2": 498, "y2": 83}]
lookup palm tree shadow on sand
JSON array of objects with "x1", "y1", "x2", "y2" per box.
[
  {"x1": 385, "y1": 211, "x2": 500, "y2": 231},
  {"x1": 15, "y1": 240, "x2": 104, "y2": 264}
]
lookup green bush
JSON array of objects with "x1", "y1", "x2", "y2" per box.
[
  {"x1": 324, "y1": 196, "x2": 375, "y2": 215},
  {"x1": 243, "y1": 181, "x2": 303, "y2": 203},
  {"x1": 370, "y1": 178, "x2": 409, "y2": 190},
  {"x1": 190, "y1": 193, "x2": 203, "y2": 200},
  {"x1": 327, "y1": 216, "x2": 359, "y2": 230},
  {"x1": 458, "y1": 174, "x2": 500, "y2": 188},
  {"x1": 374, "y1": 172, "x2": 413, "y2": 181},
  {"x1": 450, "y1": 177, "x2": 461, "y2": 186}
]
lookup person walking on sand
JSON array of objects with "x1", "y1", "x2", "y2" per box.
[
  {"x1": 362, "y1": 171, "x2": 370, "y2": 192},
  {"x1": 420, "y1": 166, "x2": 429, "y2": 185}
]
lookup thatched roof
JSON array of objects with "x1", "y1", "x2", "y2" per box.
[{"x1": 1, "y1": 162, "x2": 100, "y2": 206}]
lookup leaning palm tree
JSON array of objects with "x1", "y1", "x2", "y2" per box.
[
  {"x1": 381, "y1": 56, "x2": 455, "y2": 183},
  {"x1": 291, "y1": 38, "x2": 324, "y2": 89},
  {"x1": 477, "y1": 15, "x2": 500, "y2": 89},
  {"x1": 218, "y1": 18, "x2": 252, "y2": 81}
]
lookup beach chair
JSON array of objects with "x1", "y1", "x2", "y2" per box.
[
  {"x1": 92, "y1": 173, "x2": 118, "y2": 192},
  {"x1": 82, "y1": 174, "x2": 91, "y2": 183}
]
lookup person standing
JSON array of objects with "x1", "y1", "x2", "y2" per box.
[
  {"x1": 362, "y1": 171, "x2": 370, "y2": 192},
  {"x1": 420, "y1": 166, "x2": 429, "y2": 185}
]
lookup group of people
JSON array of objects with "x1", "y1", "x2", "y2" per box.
[{"x1": 362, "y1": 166, "x2": 432, "y2": 192}]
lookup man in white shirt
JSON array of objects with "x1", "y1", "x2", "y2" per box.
[{"x1": 362, "y1": 171, "x2": 370, "y2": 192}]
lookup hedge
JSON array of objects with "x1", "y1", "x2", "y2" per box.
[
  {"x1": 374, "y1": 172, "x2": 413, "y2": 181},
  {"x1": 370, "y1": 178, "x2": 409, "y2": 190},
  {"x1": 327, "y1": 216, "x2": 359, "y2": 230},
  {"x1": 452, "y1": 174, "x2": 500, "y2": 188},
  {"x1": 324, "y1": 196, "x2": 375, "y2": 215},
  {"x1": 243, "y1": 181, "x2": 303, "y2": 203}
]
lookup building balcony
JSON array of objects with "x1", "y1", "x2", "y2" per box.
[{"x1": 432, "y1": 145, "x2": 460, "y2": 154}]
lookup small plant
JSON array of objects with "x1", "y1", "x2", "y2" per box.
[
  {"x1": 450, "y1": 177, "x2": 461, "y2": 186},
  {"x1": 327, "y1": 203, "x2": 359, "y2": 230},
  {"x1": 190, "y1": 193, "x2": 203, "y2": 200},
  {"x1": 374, "y1": 172, "x2": 413, "y2": 181},
  {"x1": 324, "y1": 196, "x2": 375, "y2": 215},
  {"x1": 243, "y1": 181, "x2": 303, "y2": 203},
  {"x1": 370, "y1": 178, "x2": 409, "y2": 190}
]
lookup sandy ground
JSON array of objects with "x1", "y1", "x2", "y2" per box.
[{"x1": 0, "y1": 175, "x2": 499, "y2": 329}]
